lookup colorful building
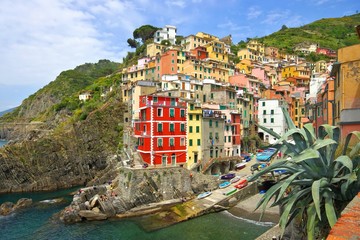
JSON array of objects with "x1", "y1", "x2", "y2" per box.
[
  {"x1": 134, "y1": 95, "x2": 187, "y2": 166},
  {"x1": 331, "y1": 43, "x2": 360, "y2": 137},
  {"x1": 186, "y1": 101, "x2": 203, "y2": 170}
]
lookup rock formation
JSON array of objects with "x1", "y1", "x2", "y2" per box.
[
  {"x1": 60, "y1": 167, "x2": 219, "y2": 223},
  {"x1": 0, "y1": 198, "x2": 33, "y2": 215}
]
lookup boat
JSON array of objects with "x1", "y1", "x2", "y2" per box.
[
  {"x1": 219, "y1": 181, "x2": 231, "y2": 189},
  {"x1": 197, "y1": 191, "x2": 212, "y2": 199},
  {"x1": 234, "y1": 179, "x2": 248, "y2": 189},
  {"x1": 220, "y1": 173, "x2": 236, "y2": 180},
  {"x1": 223, "y1": 187, "x2": 237, "y2": 196},
  {"x1": 230, "y1": 176, "x2": 241, "y2": 183},
  {"x1": 235, "y1": 162, "x2": 246, "y2": 170}
]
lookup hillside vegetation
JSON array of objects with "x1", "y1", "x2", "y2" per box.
[
  {"x1": 257, "y1": 13, "x2": 360, "y2": 52},
  {"x1": 1, "y1": 59, "x2": 121, "y2": 124}
]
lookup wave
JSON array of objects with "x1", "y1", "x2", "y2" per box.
[{"x1": 222, "y1": 210, "x2": 275, "y2": 227}]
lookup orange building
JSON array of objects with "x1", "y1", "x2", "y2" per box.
[{"x1": 331, "y1": 43, "x2": 360, "y2": 138}]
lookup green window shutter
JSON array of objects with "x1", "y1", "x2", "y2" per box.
[
  {"x1": 158, "y1": 123, "x2": 163, "y2": 132},
  {"x1": 170, "y1": 108, "x2": 175, "y2": 117},
  {"x1": 170, "y1": 123, "x2": 175, "y2": 132}
]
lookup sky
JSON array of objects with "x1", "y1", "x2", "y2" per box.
[{"x1": 0, "y1": 0, "x2": 359, "y2": 112}]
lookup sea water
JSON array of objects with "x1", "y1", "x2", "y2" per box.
[
  {"x1": 0, "y1": 189, "x2": 272, "y2": 240},
  {"x1": 0, "y1": 140, "x2": 7, "y2": 147}
]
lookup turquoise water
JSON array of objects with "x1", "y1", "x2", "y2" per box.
[
  {"x1": 0, "y1": 140, "x2": 7, "y2": 147},
  {"x1": 0, "y1": 189, "x2": 272, "y2": 240}
]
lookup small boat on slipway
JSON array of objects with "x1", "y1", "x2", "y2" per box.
[
  {"x1": 197, "y1": 191, "x2": 212, "y2": 199},
  {"x1": 219, "y1": 181, "x2": 231, "y2": 189},
  {"x1": 230, "y1": 176, "x2": 241, "y2": 183},
  {"x1": 220, "y1": 173, "x2": 236, "y2": 180}
]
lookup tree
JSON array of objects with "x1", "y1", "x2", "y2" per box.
[
  {"x1": 133, "y1": 25, "x2": 159, "y2": 44},
  {"x1": 249, "y1": 108, "x2": 360, "y2": 239},
  {"x1": 127, "y1": 38, "x2": 138, "y2": 48},
  {"x1": 160, "y1": 39, "x2": 171, "y2": 46},
  {"x1": 281, "y1": 25, "x2": 288, "y2": 31}
]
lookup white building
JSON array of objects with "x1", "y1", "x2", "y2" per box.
[
  {"x1": 79, "y1": 92, "x2": 92, "y2": 101},
  {"x1": 154, "y1": 25, "x2": 177, "y2": 45},
  {"x1": 306, "y1": 73, "x2": 327, "y2": 101},
  {"x1": 258, "y1": 99, "x2": 287, "y2": 144}
]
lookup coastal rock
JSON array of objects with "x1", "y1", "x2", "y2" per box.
[
  {"x1": 0, "y1": 98, "x2": 125, "y2": 194},
  {"x1": 14, "y1": 198, "x2": 32, "y2": 209},
  {"x1": 60, "y1": 167, "x2": 219, "y2": 223},
  {"x1": 78, "y1": 210, "x2": 108, "y2": 221},
  {"x1": 0, "y1": 202, "x2": 15, "y2": 215}
]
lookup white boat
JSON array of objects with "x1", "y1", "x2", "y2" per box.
[
  {"x1": 230, "y1": 176, "x2": 241, "y2": 183},
  {"x1": 197, "y1": 191, "x2": 212, "y2": 199}
]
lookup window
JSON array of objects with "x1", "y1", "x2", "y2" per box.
[
  {"x1": 189, "y1": 126, "x2": 193, "y2": 133},
  {"x1": 189, "y1": 139, "x2": 193, "y2": 146},
  {"x1": 209, "y1": 120, "x2": 213, "y2": 127},
  {"x1": 262, "y1": 102, "x2": 265, "y2": 107},
  {"x1": 197, "y1": 139, "x2": 201, "y2": 146},
  {"x1": 228, "y1": 136, "x2": 231, "y2": 142},
  {"x1": 180, "y1": 109, "x2": 185, "y2": 117},
  {"x1": 158, "y1": 138, "x2": 163, "y2": 147},
  {"x1": 263, "y1": 118, "x2": 267, "y2": 123},
  {"x1": 215, "y1": 132, "x2": 219, "y2": 139},
  {"x1": 153, "y1": 97, "x2": 158, "y2": 102},
  {"x1": 209, "y1": 132, "x2": 213, "y2": 139},
  {"x1": 170, "y1": 123, "x2": 175, "y2": 132},
  {"x1": 171, "y1": 154, "x2": 176, "y2": 166},
  {"x1": 169, "y1": 138, "x2": 175, "y2": 146},
  {"x1": 170, "y1": 108, "x2": 175, "y2": 117},
  {"x1": 190, "y1": 104, "x2": 194, "y2": 110},
  {"x1": 158, "y1": 123, "x2": 163, "y2": 132},
  {"x1": 271, "y1": 109, "x2": 274, "y2": 115},
  {"x1": 162, "y1": 155, "x2": 167, "y2": 166},
  {"x1": 189, "y1": 115, "x2": 193, "y2": 120},
  {"x1": 196, "y1": 126, "x2": 200, "y2": 133},
  {"x1": 196, "y1": 115, "x2": 200, "y2": 121},
  {"x1": 180, "y1": 137, "x2": 185, "y2": 146},
  {"x1": 263, "y1": 110, "x2": 266, "y2": 115},
  {"x1": 215, "y1": 121, "x2": 218, "y2": 127},
  {"x1": 271, "y1": 118, "x2": 274, "y2": 123},
  {"x1": 157, "y1": 108, "x2": 163, "y2": 117},
  {"x1": 180, "y1": 123, "x2": 185, "y2": 132}
]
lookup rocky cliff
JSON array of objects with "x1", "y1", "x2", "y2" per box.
[{"x1": 0, "y1": 98, "x2": 125, "y2": 193}]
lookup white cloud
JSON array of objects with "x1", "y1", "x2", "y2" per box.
[
  {"x1": 165, "y1": 0, "x2": 186, "y2": 8},
  {"x1": 247, "y1": 6, "x2": 262, "y2": 20},
  {"x1": 218, "y1": 20, "x2": 243, "y2": 31}
]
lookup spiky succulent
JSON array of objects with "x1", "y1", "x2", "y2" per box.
[{"x1": 249, "y1": 108, "x2": 360, "y2": 239}]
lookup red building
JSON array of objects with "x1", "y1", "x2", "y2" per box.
[
  {"x1": 134, "y1": 95, "x2": 187, "y2": 166},
  {"x1": 190, "y1": 46, "x2": 208, "y2": 60},
  {"x1": 316, "y1": 47, "x2": 337, "y2": 58}
]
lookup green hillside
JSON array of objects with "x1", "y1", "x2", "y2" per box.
[
  {"x1": 258, "y1": 13, "x2": 360, "y2": 52},
  {"x1": 1, "y1": 59, "x2": 121, "y2": 123}
]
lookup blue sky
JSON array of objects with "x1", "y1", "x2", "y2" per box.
[{"x1": 0, "y1": 0, "x2": 359, "y2": 112}]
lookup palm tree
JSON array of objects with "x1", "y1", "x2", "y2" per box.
[{"x1": 249, "y1": 108, "x2": 360, "y2": 239}]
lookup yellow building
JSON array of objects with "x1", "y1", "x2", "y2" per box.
[
  {"x1": 281, "y1": 64, "x2": 310, "y2": 80},
  {"x1": 247, "y1": 39, "x2": 265, "y2": 57},
  {"x1": 182, "y1": 58, "x2": 229, "y2": 82},
  {"x1": 182, "y1": 32, "x2": 219, "y2": 52},
  {"x1": 204, "y1": 39, "x2": 229, "y2": 63},
  {"x1": 146, "y1": 43, "x2": 166, "y2": 57},
  {"x1": 236, "y1": 59, "x2": 253, "y2": 74},
  {"x1": 186, "y1": 102, "x2": 203, "y2": 170}
]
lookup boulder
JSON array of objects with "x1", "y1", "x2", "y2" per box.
[
  {"x1": 14, "y1": 198, "x2": 32, "y2": 209},
  {"x1": 78, "y1": 210, "x2": 107, "y2": 221},
  {"x1": 0, "y1": 202, "x2": 15, "y2": 215}
]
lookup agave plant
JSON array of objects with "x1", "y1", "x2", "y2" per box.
[{"x1": 249, "y1": 108, "x2": 360, "y2": 239}]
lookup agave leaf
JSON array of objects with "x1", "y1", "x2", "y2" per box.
[
  {"x1": 248, "y1": 159, "x2": 288, "y2": 181},
  {"x1": 341, "y1": 171, "x2": 358, "y2": 197},
  {"x1": 276, "y1": 171, "x2": 304, "y2": 203},
  {"x1": 281, "y1": 107, "x2": 296, "y2": 130},
  {"x1": 292, "y1": 179, "x2": 314, "y2": 186},
  {"x1": 318, "y1": 124, "x2": 339, "y2": 141},
  {"x1": 255, "y1": 182, "x2": 284, "y2": 221},
  {"x1": 256, "y1": 123, "x2": 281, "y2": 139},
  {"x1": 303, "y1": 123, "x2": 316, "y2": 146},
  {"x1": 306, "y1": 203, "x2": 318, "y2": 240},
  {"x1": 312, "y1": 138, "x2": 337, "y2": 150},
  {"x1": 350, "y1": 141, "x2": 360, "y2": 159},
  {"x1": 342, "y1": 131, "x2": 360, "y2": 155},
  {"x1": 324, "y1": 192, "x2": 337, "y2": 227},
  {"x1": 290, "y1": 148, "x2": 319, "y2": 163},
  {"x1": 279, "y1": 188, "x2": 311, "y2": 233},
  {"x1": 311, "y1": 178, "x2": 328, "y2": 220},
  {"x1": 334, "y1": 155, "x2": 353, "y2": 176}
]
